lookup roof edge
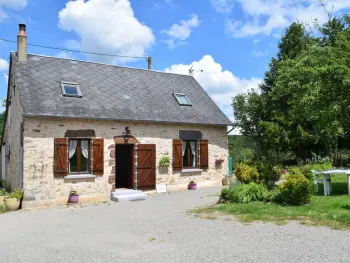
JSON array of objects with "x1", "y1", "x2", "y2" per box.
[
  {"x1": 24, "y1": 52, "x2": 192, "y2": 78},
  {"x1": 23, "y1": 113, "x2": 232, "y2": 127}
]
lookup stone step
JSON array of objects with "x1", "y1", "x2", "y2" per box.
[
  {"x1": 111, "y1": 192, "x2": 147, "y2": 202},
  {"x1": 111, "y1": 189, "x2": 143, "y2": 197}
]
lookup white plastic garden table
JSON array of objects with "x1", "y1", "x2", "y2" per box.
[{"x1": 318, "y1": 169, "x2": 350, "y2": 196}]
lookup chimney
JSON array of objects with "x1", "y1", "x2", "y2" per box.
[
  {"x1": 17, "y1": 24, "x2": 27, "y2": 62},
  {"x1": 147, "y1": 56, "x2": 152, "y2": 70}
]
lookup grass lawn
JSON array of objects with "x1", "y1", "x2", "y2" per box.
[{"x1": 191, "y1": 175, "x2": 350, "y2": 230}]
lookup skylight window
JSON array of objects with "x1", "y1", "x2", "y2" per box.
[
  {"x1": 174, "y1": 93, "x2": 192, "y2": 106},
  {"x1": 61, "y1": 81, "x2": 82, "y2": 97}
]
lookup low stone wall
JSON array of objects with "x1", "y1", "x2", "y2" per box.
[{"x1": 22, "y1": 117, "x2": 228, "y2": 208}]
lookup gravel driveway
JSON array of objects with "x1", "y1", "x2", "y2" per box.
[{"x1": 1, "y1": 186, "x2": 349, "y2": 263}]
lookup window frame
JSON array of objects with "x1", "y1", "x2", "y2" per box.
[
  {"x1": 68, "y1": 138, "x2": 91, "y2": 174},
  {"x1": 182, "y1": 140, "x2": 197, "y2": 169},
  {"x1": 173, "y1": 93, "x2": 192, "y2": 106},
  {"x1": 61, "y1": 81, "x2": 82, "y2": 98}
]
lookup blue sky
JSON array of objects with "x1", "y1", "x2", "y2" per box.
[{"x1": 0, "y1": 0, "x2": 349, "y2": 121}]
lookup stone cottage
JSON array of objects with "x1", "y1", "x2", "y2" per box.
[{"x1": 1, "y1": 25, "x2": 232, "y2": 208}]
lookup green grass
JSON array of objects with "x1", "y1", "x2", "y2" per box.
[{"x1": 191, "y1": 175, "x2": 350, "y2": 230}]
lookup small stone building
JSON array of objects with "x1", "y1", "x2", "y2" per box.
[{"x1": 1, "y1": 25, "x2": 232, "y2": 208}]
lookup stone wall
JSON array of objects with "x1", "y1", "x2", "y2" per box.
[
  {"x1": 2, "y1": 59, "x2": 23, "y2": 190},
  {"x1": 22, "y1": 117, "x2": 229, "y2": 208}
]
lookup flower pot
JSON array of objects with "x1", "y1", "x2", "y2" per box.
[
  {"x1": 222, "y1": 177, "x2": 231, "y2": 185},
  {"x1": 4, "y1": 198, "x2": 20, "y2": 211},
  {"x1": 188, "y1": 183, "x2": 197, "y2": 190},
  {"x1": 68, "y1": 195, "x2": 79, "y2": 204}
]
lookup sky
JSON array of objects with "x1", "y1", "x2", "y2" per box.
[{"x1": 0, "y1": 0, "x2": 349, "y2": 125}]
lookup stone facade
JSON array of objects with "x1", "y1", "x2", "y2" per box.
[
  {"x1": 21, "y1": 117, "x2": 228, "y2": 208},
  {"x1": 2, "y1": 59, "x2": 23, "y2": 190}
]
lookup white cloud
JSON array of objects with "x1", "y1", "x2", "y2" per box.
[
  {"x1": 163, "y1": 14, "x2": 200, "y2": 49},
  {"x1": 226, "y1": 0, "x2": 350, "y2": 38},
  {"x1": 58, "y1": 0, "x2": 155, "y2": 64},
  {"x1": 56, "y1": 51, "x2": 75, "y2": 60},
  {"x1": 164, "y1": 55, "x2": 261, "y2": 119},
  {"x1": 210, "y1": 0, "x2": 235, "y2": 15},
  {"x1": 0, "y1": 0, "x2": 27, "y2": 21},
  {"x1": 0, "y1": 58, "x2": 9, "y2": 71},
  {"x1": 251, "y1": 50, "x2": 268, "y2": 57}
]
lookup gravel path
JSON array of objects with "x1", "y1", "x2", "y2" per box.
[{"x1": 1, "y1": 187, "x2": 349, "y2": 263}]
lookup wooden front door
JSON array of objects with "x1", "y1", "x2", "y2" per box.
[{"x1": 137, "y1": 144, "x2": 156, "y2": 190}]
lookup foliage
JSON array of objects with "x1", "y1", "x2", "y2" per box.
[
  {"x1": 159, "y1": 156, "x2": 170, "y2": 166},
  {"x1": 6, "y1": 189, "x2": 24, "y2": 200},
  {"x1": 277, "y1": 168, "x2": 313, "y2": 205},
  {"x1": 219, "y1": 183, "x2": 268, "y2": 204},
  {"x1": 256, "y1": 163, "x2": 282, "y2": 189},
  {"x1": 232, "y1": 13, "x2": 350, "y2": 162},
  {"x1": 235, "y1": 163, "x2": 259, "y2": 184},
  {"x1": 0, "y1": 189, "x2": 7, "y2": 196},
  {"x1": 0, "y1": 205, "x2": 5, "y2": 213},
  {"x1": 228, "y1": 135, "x2": 255, "y2": 165},
  {"x1": 299, "y1": 156, "x2": 332, "y2": 181},
  {"x1": 69, "y1": 190, "x2": 79, "y2": 196}
]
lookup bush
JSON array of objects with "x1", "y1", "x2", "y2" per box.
[
  {"x1": 219, "y1": 183, "x2": 268, "y2": 204},
  {"x1": 277, "y1": 168, "x2": 313, "y2": 205},
  {"x1": 235, "y1": 163, "x2": 259, "y2": 184},
  {"x1": 0, "y1": 189, "x2": 7, "y2": 196},
  {"x1": 257, "y1": 163, "x2": 282, "y2": 189}
]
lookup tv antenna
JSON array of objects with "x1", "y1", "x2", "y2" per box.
[{"x1": 188, "y1": 65, "x2": 203, "y2": 76}]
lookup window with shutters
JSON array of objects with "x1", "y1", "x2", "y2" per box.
[
  {"x1": 54, "y1": 137, "x2": 104, "y2": 177},
  {"x1": 68, "y1": 139, "x2": 90, "y2": 173},
  {"x1": 182, "y1": 140, "x2": 197, "y2": 168}
]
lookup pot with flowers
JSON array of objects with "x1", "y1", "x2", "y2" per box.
[
  {"x1": 4, "y1": 189, "x2": 23, "y2": 211},
  {"x1": 68, "y1": 190, "x2": 79, "y2": 204},
  {"x1": 188, "y1": 180, "x2": 197, "y2": 190}
]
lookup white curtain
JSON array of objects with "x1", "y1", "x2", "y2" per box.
[
  {"x1": 81, "y1": 140, "x2": 89, "y2": 159},
  {"x1": 190, "y1": 141, "x2": 196, "y2": 167},
  {"x1": 69, "y1": 140, "x2": 77, "y2": 159},
  {"x1": 182, "y1": 141, "x2": 186, "y2": 157}
]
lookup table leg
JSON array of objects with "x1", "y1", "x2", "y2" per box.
[{"x1": 323, "y1": 174, "x2": 328, "y2": 196}]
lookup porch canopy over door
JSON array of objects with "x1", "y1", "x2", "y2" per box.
[{"x1": 137, "y1": 144, "x2": 156, "y2": 190}]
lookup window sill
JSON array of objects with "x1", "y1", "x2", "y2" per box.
[
  {"x1": 181, "y1": 169, "x2": 203, "y2": 173},
  {"x1": 64, "y1": 174, "x2": 96, "y2": 179}
]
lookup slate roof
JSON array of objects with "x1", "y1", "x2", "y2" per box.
[{"x1": 13, "y1": 53, "x2": 232, "y2": 126}]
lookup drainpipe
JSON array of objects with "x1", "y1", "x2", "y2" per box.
[
  {"x1": 19, "y1": 123, "x2": 23, "y2": 188},
  {"x1": 1, "y1": 143, "x2": 5, "y2": 181}
]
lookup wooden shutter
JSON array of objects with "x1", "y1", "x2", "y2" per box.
[
  {"x1": 173, "y1": 139, "x2": 183, "y2": 171},
  {"x1": 137, "y1": 144, "x2": 156, "y2": 190},
  {"x1": 92, "y1": 138, "x2": 104, "y2": 175},
  {"x1": 54, "y1": 138, "x2": 68, "y2": 176},
  {"x1": 200, "y1": 140, "x2": 209, "y2": 169}
]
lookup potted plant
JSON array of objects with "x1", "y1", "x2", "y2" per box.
[
  {"x1": 188, "y1": 180, "x2": 197, "y2": 190},
  {"x1": 4, "y1": 189, "x2": 23, "y2": 211},
  {"x1": 159, "y1": 156, "x2": 170, "y2": 166},
  {"x1": 0, "y1": 188, "x2": 7, "y2": 207},
  {"x1": 68, "y1": 190, "x2": 79, "y2": 204}
]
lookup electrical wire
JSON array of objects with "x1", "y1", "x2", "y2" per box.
[{"x1": 0, "y1": 38, "x2": 147, "y2": 59}]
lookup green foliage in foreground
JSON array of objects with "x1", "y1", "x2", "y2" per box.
[
  {"x1": 192, "y1": 175, "x2": 350, "y2": 230},
  {"x1": 0, "y1": 205, "x2": 5, "y2": 214},
  {"x1": 220, "y1": 183, "x2": 268, "y2": 204}
]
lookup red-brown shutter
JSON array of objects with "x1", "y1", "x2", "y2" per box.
[
  {"x1": 54, "y1": 138, "x2": 68, "y2": 176},
  {"x1": 200, "y1": 140, "x2": 209, "y2": 169},
  {"x1": 92, "y1": 138, "x2": 104, "y2": 175},
  {"x1": 173, "y1": 139, "x2": 183, "y2": 171},
  {"x1": 137, "y1": 144, "x2": 156, "y2": 190}
]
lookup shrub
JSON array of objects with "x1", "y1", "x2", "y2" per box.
[
  {"x1": 235, "y1": 163, "x2": 259, "y2": 184},
  {"x1": 159, "y1": 156, "x2": 170, "y2": 166},
  {"x1": 257, "y1": 163, "x2": 282, "y2": 189},
  {"x1": 277, "y1": 168, "x2": 313, "y2": 205},
  {"x1": 6, "y1": 189, "x2": 24, "y2": 200},
  {"x1": 0, "y1": 189, "x2": 7, "y2": 196},
  {"x1": 219, "y1": 183, "x2": 268, "y2": 204}
]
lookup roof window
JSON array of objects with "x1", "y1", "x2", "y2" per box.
[
  {"x1": 173, "y1": 93, "x2": 192, "y2": 106},
  {"x1": 61, "y1": 81, "x2": 82, "y2": 97}
]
